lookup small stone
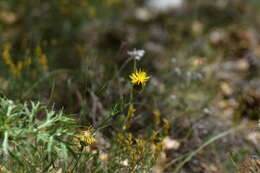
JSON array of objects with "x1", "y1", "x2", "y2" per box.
[{"x1": 162, "y1": 136, "x2": 180, "y2": 150}]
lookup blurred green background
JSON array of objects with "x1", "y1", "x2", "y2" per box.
[{"x1": 0, "y1": 0, "x2": 259, "y2": 172}]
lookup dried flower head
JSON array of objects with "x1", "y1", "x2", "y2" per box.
[
  {"x1": 129, "y1": 69, "x2": 150, "y2": 87},
  {"x1": 128, "y1": 49, "x2": 145, "y2": 60}
]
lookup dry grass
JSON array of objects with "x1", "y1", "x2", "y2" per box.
[{"x1": 238, "y1": 156, "x2": 260, "y2": 173}]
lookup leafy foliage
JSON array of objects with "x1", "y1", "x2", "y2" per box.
[{"x1": 0, "y1": 97, "x2": 77, "y2": 172}]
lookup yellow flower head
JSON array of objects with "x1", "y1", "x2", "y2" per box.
[
  {"x1": 75, "y1": 129, "x2": 95, "y2": 146},
  {"x1": 129, "y1": 69, "x2": 150, "y2": 86}
]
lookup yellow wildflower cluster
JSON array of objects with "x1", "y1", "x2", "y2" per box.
[
  {"x1": 116, "y1": 133, "x2": 133, "y2": 152},
  {"x1": 149, "y1": 131, "x2": 164, "y2": 158},
  {"x1": 116, "y1": 133, "x2": 147, "y2": 165},
  {"x1": 35, "y1": 46, "x2": 48, "y2": 70},
  {"x1": 75, "y1": 129, "x2": 96, "y2": 147},
  {"x1": 116, "y1": 131, "x2": 164, "y2": 166},
  {"x1": 2, "y1": 43, "x2": 32, "y2": 77},
  {"x1": 129, "y1": 138, "x2": 146, "y2": 164}
]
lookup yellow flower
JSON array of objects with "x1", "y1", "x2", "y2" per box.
[
  {"x1": 75, "y1": 129, "x2": 95, "y2": 146},
  {"x1": 129, "y1": 69, "x2": 150, "y2": 86}
]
